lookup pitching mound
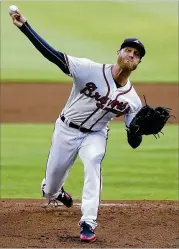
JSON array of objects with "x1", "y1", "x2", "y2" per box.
[{"x1": 1, "y1": 199, "x2": 179, "y2": 248}]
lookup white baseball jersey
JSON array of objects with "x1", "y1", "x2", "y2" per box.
[{"x1": 58, "y1": 55, "x2": 142, "y2": 130}]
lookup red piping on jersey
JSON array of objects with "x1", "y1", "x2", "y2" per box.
[
  {"x1": 110, "y1": 65, "x2": 133, "y2": 96},
  {"x1": 89, "y1": 111, "x2": 108, "y2": 130},
  {"x1": 114, "y1": 84, "x2": 133, "y2": 100},
  {"x1": 89, "y1": 69, "x2": 133, "y2": 130},
  {"x1": 96, "y1": 129, "x2": 109, "y2": 221},
  {"x1": 102, "y1": 64, "x2": 110, "y2": 98},
  {"x1": 79, "y1": 64, "x2": 111, "y2": 128},
  {"x1": 80, "y1": 107, "x2": 100, "y2": 127},
  {"x1": 64, "y1": 54, "x2": 70, "y2": 69}
]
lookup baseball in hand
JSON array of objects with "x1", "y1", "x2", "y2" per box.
[{"x1": 8, "y1": 5, "x2": 19, "y2": 15}]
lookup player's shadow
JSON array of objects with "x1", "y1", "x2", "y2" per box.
[
  {"x1": 57, "y1": 234, "x2": 80, "y2": 243},
  {"x1": 57, "y1": 233, "x2": 104, "y2": 246}
]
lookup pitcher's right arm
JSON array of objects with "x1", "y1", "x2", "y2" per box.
[{"x1": 9, "y1": 11, "x2": 70, "y2": 75}]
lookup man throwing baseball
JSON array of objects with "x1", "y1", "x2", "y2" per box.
[{"x1": 9, "y1": 7, "x2": 147, "y2": 243}]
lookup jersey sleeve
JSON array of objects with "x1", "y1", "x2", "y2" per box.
[
  {"x1": 124, "y1": 100, "x2": 143, "y2": 127},
  {"x1": 64, "y1": 54, "x2": 92, "y2": 80},
  {"x1": 19, "y1": 22, "x2": 70, "y2": 75}
]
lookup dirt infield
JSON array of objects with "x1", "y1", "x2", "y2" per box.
[
  {"x1": 1, "y1": 82, "x2": 178, "y2": 123},
  {"x1": 1, "y1": 199, "x2": 179, "y2": 248}
]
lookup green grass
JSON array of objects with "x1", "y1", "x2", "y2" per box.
[
  {"x1": 1, "y1": 1, "x2": 178, "y2": 83},
  {"x1": 1, "y1": 123, "x2": 178, "y2": 200}
]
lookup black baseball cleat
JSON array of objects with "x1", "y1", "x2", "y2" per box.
[
  {"x1": 41, "y1": 183, "x2": 73, "y2": 208},
  {"x1": 56, "y1": 187, "x2": 73, "y2": 208},
  {"x1": 80, "y1": 221, "x2": 96, "y2": 242}
]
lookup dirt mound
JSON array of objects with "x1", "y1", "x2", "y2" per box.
[{"x1": 1, "y1": 199, "x2": 179, "y2": 248}]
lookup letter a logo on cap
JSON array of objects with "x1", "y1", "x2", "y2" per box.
[{"x1": 134, "y1": 40, "x2": 140, "y2": 43}]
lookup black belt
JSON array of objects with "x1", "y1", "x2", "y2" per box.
[{"x1": 61, "y1": 116, "x2": 93, "y2": 133}]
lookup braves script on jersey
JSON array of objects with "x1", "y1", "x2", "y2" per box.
[{"x1": 59, "y1": 55, "x2": 142, "y2": 129}]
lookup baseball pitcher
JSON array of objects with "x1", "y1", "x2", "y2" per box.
[{"x1": 9, "y1": 6, "x2": 172, "y2": 243}]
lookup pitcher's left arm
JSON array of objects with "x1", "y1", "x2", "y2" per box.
[
  {"x1": 124, "y1": 103, "x2": 143, "y2": 149},
  {"x1": 127, "y1": 131, "x2": 142, "y2": 149}
]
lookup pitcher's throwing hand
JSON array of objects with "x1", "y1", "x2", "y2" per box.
[{"x1": 9, "y1": 5, "x2": 26, "y2": 27}]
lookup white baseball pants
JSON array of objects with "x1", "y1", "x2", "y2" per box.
[{"x1": 42, "y1": 118, "x2": 108, "y2": 229}]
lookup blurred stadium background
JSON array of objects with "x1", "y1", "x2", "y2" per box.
[
  {"x1": 1, "y1": 0, "x2": 178, "y2": 82},
  {"x1": 1, "y1": 0, "x2": 178, "y2": 200}
]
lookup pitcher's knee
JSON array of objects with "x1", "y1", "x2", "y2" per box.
[
  {"x1": 84, "y1": 151, "x2": 104, "y2": 166},
  {"x1": 88, "y1": 158, "x2": 103, "y2": 169}
]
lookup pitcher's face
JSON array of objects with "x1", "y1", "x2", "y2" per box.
[{"x1": 117, "y1": 47, "x2": 141, "y2": 71}]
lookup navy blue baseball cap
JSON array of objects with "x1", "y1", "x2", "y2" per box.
[{"x1": 120, "y1": 38, "x2": 146, "y2": 58}]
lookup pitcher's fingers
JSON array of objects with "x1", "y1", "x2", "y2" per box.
[
  {"x1": 11, "y1": 13, "x2": 18, "y2": 18},
  {"x1": 12, "y1": 13, "x2": 20, "y2": 19}
]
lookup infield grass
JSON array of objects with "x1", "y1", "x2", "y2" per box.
[
  {"x1": 1, "y1": 123, "x2": 178, "y2": 200},
  {"x1": 1, "y1": 1, "x2": 178, "y2": 83}
]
